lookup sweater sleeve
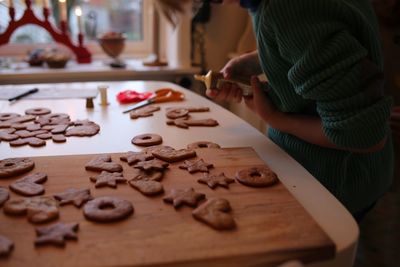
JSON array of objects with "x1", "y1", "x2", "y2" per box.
[{"x1": 266, "y1": 0, "x2": 392, "y2": 149}]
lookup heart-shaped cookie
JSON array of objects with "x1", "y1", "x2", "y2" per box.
[{"x1": 192, "y1": 198, "x2": 236, "y2": 230}]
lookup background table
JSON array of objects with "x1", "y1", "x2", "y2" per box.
[{"x1": 0, "y1": 81, "x2": 358, "y2": 267}]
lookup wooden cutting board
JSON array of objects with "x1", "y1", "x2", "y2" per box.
[{"x1": 0, "y1": 147, "x2": 335, "y2": 267}]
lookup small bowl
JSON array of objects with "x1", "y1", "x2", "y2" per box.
[
  {"x1": 44, "y1": 53, "x2": 70, "y2": 69},
  {"x1": 45, "y1": 58, "x2": 69, "y2": 69}
]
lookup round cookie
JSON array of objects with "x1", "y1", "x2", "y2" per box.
[
  {"x1": 83, "y1": 196, "x2": 134, "y2": 222},
  {"x1": 25, "y1": 108, "x2": 51, "y2": 116},
  {"x1": 0, "y1": 158, "x2": 35, "y2": 179},
  {"x1": 187, "y1": 141, "x2": 221, "y2": 149},
  {"x1": 0, "y1": 113, "x2": 20, "y2": 121},
  {"x1": 235, "y1": 166, "x2": 278, "y2": 187},
  {"x1": 131, "y1": 133, "x2": 162, "y2": 147},
  {"x1": 166, "y1": 108, "x2": 189, "y2": 119}
]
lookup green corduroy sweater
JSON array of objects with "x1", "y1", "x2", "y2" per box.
[{"x1": 251, "y1": 0, "x2": 394, "y2": 213}]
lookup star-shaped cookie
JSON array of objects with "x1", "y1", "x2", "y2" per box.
[
  {"x1": 120, "y1": 151, "x2": 154, "y2": 165},
  {"x1": 198, "y1": 172, "x2": 235, "y2": 189},
  {"x1": 90, "y1": 171, "x2": 126, "y2": 188},
  {"x1": 35, "y1": 222, "x2": 79, "y2": 246},
  {"x1": 134, "y1": 159, "x2": 169, "y2": 171},
  {"x1": 163, "y1": 188, "x2": 205, "y2": 208},
  {"x1": 54, "y1": 188, "x2": 93, "y2": 208},
  {"x1": 179, "y1": 158, "x2": 213, "y2": 173}
]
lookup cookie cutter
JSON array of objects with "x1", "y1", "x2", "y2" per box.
[{"x1": 194, "y1": 70, "x2": 254, "y2": 97}]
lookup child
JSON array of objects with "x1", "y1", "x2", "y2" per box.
[{"x1": 161, "y1": 0, "x2": 394, "y2": 221}]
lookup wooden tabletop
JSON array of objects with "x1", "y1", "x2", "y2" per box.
[{"x1": 0, "y1": 81, "x2": 358, "y2": 267}]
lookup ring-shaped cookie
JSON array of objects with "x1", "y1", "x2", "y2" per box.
[
  {"x1": 235, "y1": 166, "x2": 278, "y2": 187},
  {"x1": 166, "y1": 108, "x2": 189, "y2": 119},
  {"x1": 0, "y1": 158, "x2": 35, "y2": 179},
  {"x1": 25, "y1": 108, "x2": 51, "y2": 116},
  {"x1": 131, "y1": 133, "x2": 162, "y2": 147},
  {"x1": 0, "y1": 113, "x2": 20, "y2": 121},
  {"x1": 83, "y1": 196, "x2": 134, "y2": 222},
  {"x1": 187, "y1": 141, "x2": 221, "y2": 149}
]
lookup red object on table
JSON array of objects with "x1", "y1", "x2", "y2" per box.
[{"x1": 117, "y1": 90, "x2": 154, "y2": 104}]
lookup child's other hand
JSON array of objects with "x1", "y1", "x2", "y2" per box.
[
  {"x1": 206, "y1": 81, "x2": 243, "y2": 103},
  {"x1": 244, "y1": 76, "x2": 280, "y2": 125}
]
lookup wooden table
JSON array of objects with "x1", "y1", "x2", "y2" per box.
[{"x1": 0, "y1": 81, "x2": 358, "y2": 267}]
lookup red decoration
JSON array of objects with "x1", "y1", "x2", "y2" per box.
[
  {"x1": 0, "y1": 0, "x2": 91, "y2": 63},
  {"x1": 116, "y1": 90, "x2": 154, "y2": 104}
]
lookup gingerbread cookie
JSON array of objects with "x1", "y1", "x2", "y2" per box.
[
  {"x1": 0, "y1": 115, "x2": 36, "y2": 128},
  {"x1": 0, "y1": 157, "x2": 35, "y2": 178},
  {"x1": 65, "y1": 120, "x2": 100, "y2": 137},
  {"x1": 192, "y1": 198, "x2": 236, "y2": 230},
  {"x1": 50, "y1": 124, "x2": 69, "y2": 134},
  {"x1": 0, "y1": 113, "x2": 20, "y2": 121},
  {"x1": 131, "y1": 133, "x2": 162, "y2": 147},
  {"x1": 163, "y1": 188, "x2": 205, "y2": 208},
  {"x1": 36, "y1": 114, "x2": 71, "y2": 127},
  {"x1": 166, "y1": 118, "x2": 219, "y2": 129},
  {"x1": 25, "y1": 107, "x2": 51, "y2": 116},
  {"x1": 179, "y1": 158, "x2": 213, "y2": 173},
  {"x1": 3, "y1": 196, "x2": 59, "y2": 224},
  {"x1": 235, "y1": 166, "x2": 278, "y2": 187},
  {"x1": 54, "y1": 188, "x2": 92, "y2": 208},
  {"x1": 90, "y1": 171, "x2": 127, "y2": 188},
  {"x1": 35, "y1": 222, "x2": 79, "y2": 247},
  {"x1": 198, "y1": 172, "x2": 235, "y2": 189},
  {"x1": 129, "y1": 180, "x2": 164, "y2": 196},
  {"x1": 133, "y1": 158, "x2": 169, "y2": 172},
  {"x1": 120, "y1": 151, "x2": 154, "y2": 165},
  {"x1": 130, "y1": 105, "x2": 160, "y2": 119},
  {"x1": 0, "y1": 235, "x2": 14, "y2": 257},
  {"x1": 0, "y1": 187, "x2": 10, "y2": 206},
  {"x1": 14, "y1": 129, "x2": 48, "y2": 138},
  {"x1": 166, "y1": 106, "x2": 210, "y2": 120},
  {"x1": 9, "y1": 137, "x2": 46, "y2": 147},
  {"x1": 129, "y1": 169, "x2": 164, "y2": 182},
  {"x1": 10, "y1": 123, "x2": 28, "y2": 130},
  {"x1": 36, "y1": 133, "x2": 52, "y2": 140},
  {"x1": 9, "y1": 172, "x2": 47, "y2": 196},
  {"x1": 0, "y1": 128, "x2": 19, "y2": 142},
  {"x1": 134, "y1": 159, "x2": 169, "y2": 172},
  {"x1": 26, "y1": 123, "x2": 41, "y2": 131},
  {"x1": 150, "y1": 146, "x2": 196, "y2": 163},
  {"x1": 144, "y1": 145, "x2": 174, "y2": 154},
  {"x1": 52, "y1": 134, "x2": 67, "y2": 143},
  {"x1": 187, "y1": 141, "x2": 221, "y2": 149},
  {"x1": 85, "y1": 155, "x2": 123, "y2": 173},
  {"x1": 83, "y1": 196, "x2": 134, "y2": 222}
]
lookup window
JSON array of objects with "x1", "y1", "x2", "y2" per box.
[{"x1": 0, "y1": 0, "x2": 153, "y2": 58}]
